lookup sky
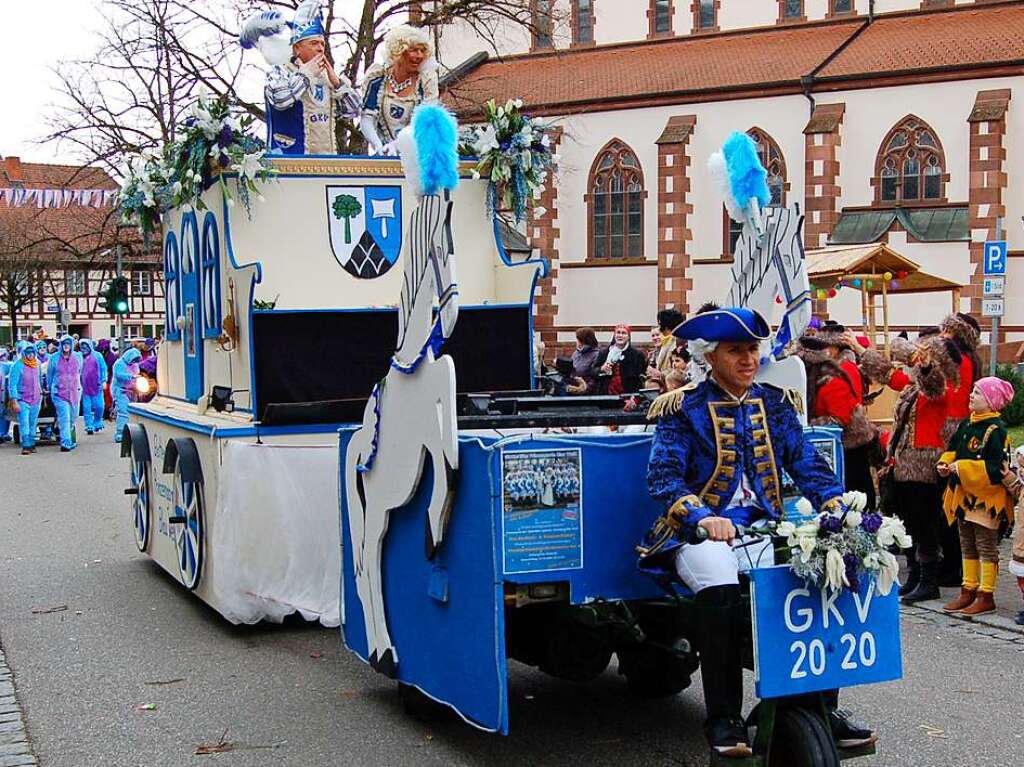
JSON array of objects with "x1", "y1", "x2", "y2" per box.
[{"x1": 0, "y1": 1, "x2": 103, "y2": 164}]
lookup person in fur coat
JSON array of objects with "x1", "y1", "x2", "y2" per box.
[
  {"x1": 1001, "y1": 444, "x2": 1024, "y2": 625},
  {"x1": 861, "y1": 327, "x2": 965, "y2": 603},
  {"x1": 795, "y1": 327, "x2": 877, "y2": 508}
]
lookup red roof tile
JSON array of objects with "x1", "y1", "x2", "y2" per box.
[
  {"x1": 444, "y1": 2, "x2": 1024, "y2": 116},
  {"x1": 446, "y1": 20, "x2": 861, "y2": 115},
  {"x1": 818, "y1": 4, "x2": 1024, "y2": 80},
  {"x1": 0, "y1": 158, "x2": 151, "y2": 262}
]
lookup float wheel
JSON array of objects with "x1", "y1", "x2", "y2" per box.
[
  {"x1": 121, "y1": 424, "x2": 152, "y2": 552},
  {"x1": 767, "y1": 706, "x2": 840, "y2": 767},
  {"x1": 129, "y1": 447, "x2": 151, "y2": 551},
  {"x1": 164, "y1": 438, "x2": 205, "y2": 591},
  {"x1": 618, "y1": 640, "x2": 697, "y2": 698}
]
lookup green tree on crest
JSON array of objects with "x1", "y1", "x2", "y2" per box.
[{"x1": 333, "y1": 194, "x2": 362, "y2": 244}]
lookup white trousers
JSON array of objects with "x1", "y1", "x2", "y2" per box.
[{"x1": 674, "y1": 526, "x2": 775, "y2": 593}]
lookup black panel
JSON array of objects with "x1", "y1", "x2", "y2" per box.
[{"x1": 251, "y1": 306, "x2": 533, "y2": 423}]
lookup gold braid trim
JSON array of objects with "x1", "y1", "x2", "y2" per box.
[{"x1": 647, "y1": 388, "x2": 686, "y2": 421}]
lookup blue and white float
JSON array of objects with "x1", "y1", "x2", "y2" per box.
[{"x1": 122, "y1": 103, "x2": 903, "y2": 763}]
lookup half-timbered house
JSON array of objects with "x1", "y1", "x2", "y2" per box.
[{"x1": 0, "y1": 156, "x2": 164, "y2": 344}]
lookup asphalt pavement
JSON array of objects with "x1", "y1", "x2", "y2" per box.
[{"x1": 0, "y1": 430, "x2": 1022, "y2": 766}]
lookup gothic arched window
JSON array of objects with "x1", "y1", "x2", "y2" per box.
[
  {"x1": 875, "y1": 116, "x2": 947, "y2": 203},
  {"x1": 724, "y1": 128, "x2": 788, "y2": 257},
  {"x1": 587, "y1": 140, "x2": 646, "y2": 260}
]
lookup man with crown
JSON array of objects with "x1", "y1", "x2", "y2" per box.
[
  {"x1": 639, "y1": 306, "x2": 876, "y2": 759},
  {"x1": 241, "y1": 0, "x2": 360, "y2": 155}
]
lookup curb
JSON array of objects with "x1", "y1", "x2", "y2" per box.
[
  {"x1": 0, "y1": 641, "x2": 37, "y2": 767},
  {"x1": 905, "y1": 599, "x2": 1024, "y2": 637}
]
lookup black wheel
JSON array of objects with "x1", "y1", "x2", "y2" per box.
[
  {"x1": 618, "y1": 640, "x2": 697, "y2": 698},
  {"x1": 398, "y1": 683, "x2": 452, "y2": 723},
  {"x1": 768, "y1": 706, "x2": 840, "y2": 767},
  {"x1": 539, "y1": 622, "x2": 612, "y2": 683}
]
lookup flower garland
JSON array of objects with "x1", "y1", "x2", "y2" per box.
[
  {"x1": 459, "y1": 98, "x2": 558, "y2": 224},
  {"x1": 119, "y1": 90, "x2": 276, "y2": 235},
  {"x1": 776, "y1": 491, "x2": 912, "y2": 595}
]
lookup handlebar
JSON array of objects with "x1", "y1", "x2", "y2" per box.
[{"x1": 694, "y1": 522, "x2": 773, "y2": 542}]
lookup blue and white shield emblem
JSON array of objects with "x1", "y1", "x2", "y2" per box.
[{"x1": 326, "y1": 185, "x2": 402, "y2": 279}]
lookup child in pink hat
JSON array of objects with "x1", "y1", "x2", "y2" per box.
[{"x1": 937, "y1": 376, "x2": 1016, "y2": 616}]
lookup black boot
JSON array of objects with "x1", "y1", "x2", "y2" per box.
[
  {"x1": 898, "y1": 548, "x2": 919, "y2": 597},
  {"x1": 696, "y1": 585, "x2": 751, "y2": 758},
  {"x1": 901, "y1": 560, "x2": 940, "y2": 604}
]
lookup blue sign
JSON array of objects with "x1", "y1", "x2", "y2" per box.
[
  {"x1": 984, "y1": 240, "x2": 1007, "y2": 275},
  {"x1": 750, "y1": 566, "x2": 902, "y2": 699},
  {"x1": 501, "y1": 448, "x2": 583, "y2": 574}
]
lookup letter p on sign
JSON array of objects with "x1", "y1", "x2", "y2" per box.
[{"x1": 984, "y1": 241, "x2": 1007, "y2": 275}]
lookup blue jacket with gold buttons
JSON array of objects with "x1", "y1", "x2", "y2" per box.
[{"x1": 639, "y1": 378, "x2": 844, "y2": 567}]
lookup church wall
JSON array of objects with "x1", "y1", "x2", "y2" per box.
[{"x1": 531, "y1": 74, "x2": 1023, "y2": 345}]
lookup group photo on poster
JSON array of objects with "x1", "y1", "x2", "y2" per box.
[{"x1": 501, "y1": 448, "x2": 584, "y2": 573}]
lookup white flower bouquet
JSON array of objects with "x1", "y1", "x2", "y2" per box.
[
  {"x1": 119, "y1": 90, "x2": 275, "y2": 235},
  {"x1": 459, "y1": 98, "x2": 557, "y2": 223},
  {"x1": 775, "y1": 491, "x2": 912, "y2": 595}
]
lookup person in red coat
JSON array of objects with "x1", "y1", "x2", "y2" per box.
[
  {"x1": 796, "y1": 324, "x2": 878, "y2": 509},
  {"x1": 861, "y1": 323, "x2": 970, "y2": 603}
]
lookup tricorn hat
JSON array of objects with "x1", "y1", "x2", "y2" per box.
[{"x1": 672, "y1": 307, "x2": 770, "y2": 343}]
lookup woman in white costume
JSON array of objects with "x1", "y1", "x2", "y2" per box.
[{"x1": 359, "y1": 25, "x2": 439, "y2": 155}]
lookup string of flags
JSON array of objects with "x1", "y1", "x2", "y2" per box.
[{"x1": 0, "y1": 188, "x2": 118, "y2": 209}]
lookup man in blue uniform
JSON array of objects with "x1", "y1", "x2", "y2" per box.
[{"x1": 640, "y1": 307, "x2": 874, "y2": 758}]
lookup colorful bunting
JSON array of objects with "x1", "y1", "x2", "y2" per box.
[{"x1": 0, "y1": 188, "x2": 118, "y2": 209}]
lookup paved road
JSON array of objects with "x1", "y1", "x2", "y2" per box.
[{"x1": 1, "y1": 434, "x2": 1022, "y2": 766}]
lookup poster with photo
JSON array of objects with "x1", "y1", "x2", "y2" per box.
[
  {"x1": 781, "y1": 432, "x2": 842, "y2": 521},
  {"x1": 500, "y1": 448, "x2": 584, "y2": 574}
]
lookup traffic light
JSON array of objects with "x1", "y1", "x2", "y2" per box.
[{"x1": 99, "y1": 277, "x2": 130, "y2": 316}]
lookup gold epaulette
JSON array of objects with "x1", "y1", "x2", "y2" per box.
[{"x1": 646, "y1": 387, "x2": 687, "y2": 421}]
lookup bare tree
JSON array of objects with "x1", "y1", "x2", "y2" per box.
[{"x1": 44, "y1": 0, "x2": 551, "y2": 165}]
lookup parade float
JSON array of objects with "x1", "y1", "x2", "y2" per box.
[
  {"x1": 115, "y1": 4, "x2": 905, "y2": 758},
  {"x1": 116, "y1": 83, "x2": 545, "y2": 626}
]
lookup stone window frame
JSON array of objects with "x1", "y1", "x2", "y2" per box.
[
  {"x1": 647, "y1": 0, "x2": 674, "y2": 39},
  {"x1": 721, "y1": 128, "x2": 790, "y2": 260},
  {"x1": 692, "y1": 0, "x2": 720, "y2": 33},
  {"x1": 584, "y1": 138, "x2": 648, "y2": 263},
  {"x1": 777, "y1": 0, "x2": 806, "y2": 23},
  {"x1": 571, "y1": 0, "x2": 596, "y2": 47},
  {"x1": 872, "y1": 114, "x2": 949, "y2": 206},
  {"x1": 826, "y1": 0, "x2": 855, "y2": 18},
  {"x1": 530, "y1": 0, "x2": 555, "y2": 51}
]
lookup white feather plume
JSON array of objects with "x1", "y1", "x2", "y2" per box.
[
  {"x1": 239, "y1": 10, "x2": 287, "y2": 49},
  {"x1": 708, "y1": 150, "x2": 744, "y2": 223}
]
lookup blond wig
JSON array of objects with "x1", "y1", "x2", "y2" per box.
[{"x1": 383, "y1": 24, "x2": 434, "y2": 65}]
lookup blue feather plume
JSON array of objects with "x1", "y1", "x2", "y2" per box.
[
  {"x1": 240, "y1": 10, "x2": 287, "y2": 49},
  {"x1": 412, "y1": 104, "x2": 459, "y2": 195},
  {"x1": 722, "y1": 131, "x2": 770, "y2": 214}
]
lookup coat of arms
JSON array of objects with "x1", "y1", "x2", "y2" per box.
[{"x1": 326, "y1": 185, "x2": 402, "y2": 279}]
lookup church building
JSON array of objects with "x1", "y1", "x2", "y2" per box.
[{"x1": 436, "y1": 0, "x2": 1024, "y2": 359}]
